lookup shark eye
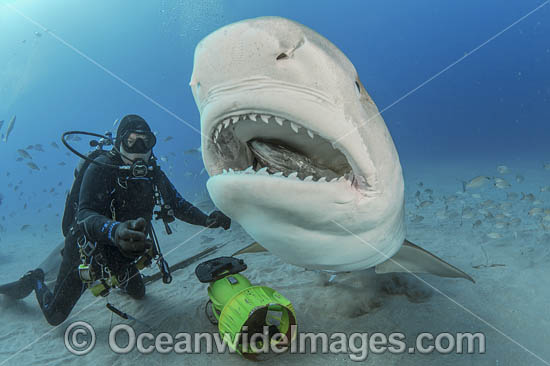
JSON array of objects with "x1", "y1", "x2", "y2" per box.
[
  {"x1": 276, "y1": 52, "x2": 289, "y2": 60},
  {"x1": 354, "y1": 81, "x2": 361, "y2": 96}
]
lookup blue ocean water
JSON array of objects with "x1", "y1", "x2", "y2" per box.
[
  {"x1": 0, "y1": 1, "x2": 549, "y2": 364},
  {"x1": 1, "y1": 0, "x2": 548, "y2": 225}
]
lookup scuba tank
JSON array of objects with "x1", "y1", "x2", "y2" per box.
[{"x1": 61, "y1": 148, "x2": 112, "y2": 236}]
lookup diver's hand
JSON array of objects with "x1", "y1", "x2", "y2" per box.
[
  {"x1": 205, "y1": 211, "x2": 231, "y2": 230},
  {"x1": 114, "y1": 218, "x2": 152, "y2": 258}
]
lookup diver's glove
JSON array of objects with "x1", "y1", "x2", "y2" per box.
[
  {"x1": 205, "y1": 210, "x2": 231, "y2": 230},
  {"x1": 113, "y1": 218, "x2": 152, "y2": 258}
]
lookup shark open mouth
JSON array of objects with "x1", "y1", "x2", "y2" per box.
[{"x1": 208, "y1": 112, "x2": 369, "y2": 190}]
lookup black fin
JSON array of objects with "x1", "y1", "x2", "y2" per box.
[{"x1": 0, "y1": 274, "x2": 36, "y2": 300}]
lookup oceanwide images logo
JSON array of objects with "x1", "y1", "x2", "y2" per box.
[{"x1": 65, "y1": 321, "x2": 485, "y2": 361}]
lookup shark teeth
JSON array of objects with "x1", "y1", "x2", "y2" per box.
[
  {"x1": 211, "y1": 112, "x2": 320, "y2": 143},
  {"x1": 210, "y1": 112, "x2": 361, "y2": 188},
  {"x1": 218, "y1": 166, "x2": 350, "y2": 184}
]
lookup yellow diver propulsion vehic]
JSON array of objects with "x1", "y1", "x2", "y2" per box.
[{"x1": 195, "y1": 256, "x2": 297, "y2": 359}]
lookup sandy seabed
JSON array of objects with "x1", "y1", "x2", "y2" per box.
[{"x1": 1, "y1": 157, "x2": 550, "y2": 366}]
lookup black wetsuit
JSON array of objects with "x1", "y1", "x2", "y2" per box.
[{"x1": 35, "y1": 152, "x2": 210, "y2": 326}]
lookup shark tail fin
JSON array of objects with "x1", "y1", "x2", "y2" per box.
[{"x1": 375, "y1": 239, "x2": 475, "y2": 283}]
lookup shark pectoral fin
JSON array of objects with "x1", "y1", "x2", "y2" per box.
[
  {"x1": 375, "y1": 239, "x2": 475, "y2": 283},
  {"x1": 231, "y1": 241, "x2": 269, "y2": 256}
]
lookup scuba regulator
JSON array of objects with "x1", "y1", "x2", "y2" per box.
[{"x1": 195, "y1": 257, "x2": 297, "y2": 360}]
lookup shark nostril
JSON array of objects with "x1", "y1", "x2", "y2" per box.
[
  {"x1": 354, "y1": 81, "x2": 361, "y2": 96},
  {"x1": 276, "y1": 52, "x2": 289, "y2": 60}
]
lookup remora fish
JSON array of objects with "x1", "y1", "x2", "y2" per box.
[
  {"x1": 3, "y1": 115, "x2": 15, "y2": 143},
  {"x1": 190, "y1": 16, "x2": 472, "y2": 282}
]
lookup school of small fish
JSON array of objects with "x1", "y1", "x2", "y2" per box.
[
  {"x1": 0, "y1": 115, "x2": 207, "y2": 241},
  {"x1": 410, "y1": 163, "x2": 550, "y2": 255}
]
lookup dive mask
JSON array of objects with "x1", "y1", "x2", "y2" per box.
[{"x1": 119, "y1": 130, "x2": 156, "y2": 154}]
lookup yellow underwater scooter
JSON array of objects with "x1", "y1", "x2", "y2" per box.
[{"x1": 195, "y1": 257, "x2": 297, "y2": 359}]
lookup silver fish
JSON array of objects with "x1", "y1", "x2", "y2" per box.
[
  {"x1": 528, "y1": 207, "x2": 543, "y2": 216},
  {"x1": 494, "y1": 178, "x2": 510, "y2": 189},
  {"x1": 17, "y1": 149, "x2": 32, "y2": 159},
  {"x1": 419, "y1": 200, "x2": 433, "y2": 208},
  {"x1": 27, "y1": 162, "x2": 40, "y2": 171},
  {"x1": 462, "y1": 207, "x2": 475, "y2": 219},
  {"x1": 463, "y1": 176, "x2": 490, "y2": 190},
  {"x1": 521, "y1": 193, "x2": 535, "y2": 202},
  {"x1": 410, "y1": 215, "x2": 424, "y2": 223},
  {"x1": 3, "y1": 115, "x2": 15, "y2": 143},
  {"x1": 66, "y1": 134, "x2": 81, "y2": 142},
  {"x1": 496, "y1": 165, "x2": 509, "y2": 174},
  {"x1": 515, "y1": 174, "x2": 524, "y2": 183},
  {"x1": 183, "y1": 147, "x2": 201, "y2": 155}
]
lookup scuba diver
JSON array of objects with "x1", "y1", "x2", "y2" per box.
[{"x1": 2, "y1": 114, "x2": 231, "y2": 326}]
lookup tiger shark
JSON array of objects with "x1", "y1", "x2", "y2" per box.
[{"x1": 190, "y1": 16, "x2": 472, "y2": 281}]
